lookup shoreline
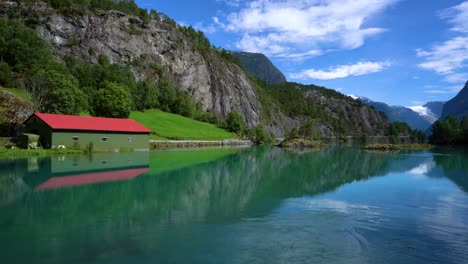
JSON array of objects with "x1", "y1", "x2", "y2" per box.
[{"x1": 150, "y1": 139, "x2": 253, "y2": 149}]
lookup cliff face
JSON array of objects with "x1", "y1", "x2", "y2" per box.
[{"x1": 1, "y1": 2, "x2": 389, "y2": 137}]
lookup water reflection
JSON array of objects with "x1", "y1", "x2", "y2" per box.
[{"x1": 0, "y1": 147, "x2": 467, "y2": 264}]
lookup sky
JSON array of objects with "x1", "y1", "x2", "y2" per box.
[{"x1": 135, "y1": 0, "x2": 468, "y2": 107}]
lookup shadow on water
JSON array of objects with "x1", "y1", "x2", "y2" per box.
[{"x1": 0, "y1": 146, "x2": 466, "y2": 263}]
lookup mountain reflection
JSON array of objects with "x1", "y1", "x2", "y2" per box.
[
  {"x1": 431, "y1": 147, "x2": 468, "y2": 193},
  {"x1": 0, "y1": 147, "x2": 467, "y2": 263}
]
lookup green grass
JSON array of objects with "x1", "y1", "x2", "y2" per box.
[
  {"x1": 0, "y1": 147, "x2": 84, "y2": 158},
  {"x1": 149, "y1": 148, "x2": 237, "y2": 175},
  {"x1": 0, "y1": 87, "x2": 32, "y2": 101},
  {"x1": 130, "y1": 109, "x2": 238, "y2": 140}
]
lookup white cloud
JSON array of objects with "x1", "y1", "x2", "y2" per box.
[
  {"x1": 417, "y1": 1, "x2": 468, "y2": 86},
  {"x1": 424, "y1": 85, "x2": 463, "y2": 94},
  {"x1": 444, "y1": 72, "x2": 468, "y2": 83},
  {"x1": 439, "y1": 1, "x2": 468, "y2": 33},
  {"x1": 219, "y1": 0, "x2": 396, "y2": 58},
  {"x1": 290, "y1": 61, "x2": 390, "y2": 80},
  {"x1": 217, "y1": 0, "x2": 243, "y2": 8},
  {"x1": 416, "y1": 37, "x2": 468, "y2": 75},
  {"x1": 194, "y1": 22, "x2": 217, "y2": 34}
]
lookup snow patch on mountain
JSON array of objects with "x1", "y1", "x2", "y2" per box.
[{"x1": 408, "y1": 106, "x2": 438, "y2": 124}]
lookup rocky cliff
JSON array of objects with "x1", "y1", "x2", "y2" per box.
[{"x1": 1, "y1": 1, "x2": 389, "y2": 137}]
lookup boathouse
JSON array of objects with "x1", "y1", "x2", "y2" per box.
[{"x1": 22, "y1": 113, "x2": 151, "y2": 151}]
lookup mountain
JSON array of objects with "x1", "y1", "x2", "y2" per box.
[
  {"x1": 231, "y1": 51, "x2": 287, "y2": 84},
  {"x1": 442, "y1": 81, "x2": 468, "y2": 120},
  {"x1": 357, "y1": 97, "x2": 433, "y2": 131},
  {"x1": 0, "y1": 1, "x2": 388, "y2": 138}
]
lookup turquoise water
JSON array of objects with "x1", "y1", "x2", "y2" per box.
[{"x1": 0, "y1": 147, "x2": 467, "y2": 264}]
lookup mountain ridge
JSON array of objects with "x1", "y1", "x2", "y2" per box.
[
  {"x1": 441, "y1": 81, "x2": 468, "y2": 120},
  {"x1": 231, "y1": 51, "x2": 287, "y2": 84},
  {"x1": 355, "y1": 96, "x2": 439, "y2": 132}
]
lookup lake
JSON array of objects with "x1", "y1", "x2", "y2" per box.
[{"x1": 0, "y1": 147, "x2": 467, "y2": 264}]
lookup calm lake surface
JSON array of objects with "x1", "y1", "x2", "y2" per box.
[{"x1": 0, "y1": 147, "x2": 467, "y2": 264}]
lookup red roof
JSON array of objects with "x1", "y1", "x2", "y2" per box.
[
  {"x1": 32, "y1": 113, "x2": 151, "y2": 133},
  {"x1": 35, "y1": 168, "x2": 149, "y2": 191}
]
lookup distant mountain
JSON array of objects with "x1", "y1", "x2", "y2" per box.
[
  {"x1": 356, "y1": 97, "x2": 434, "y2": 132},
  {"x1": 231, "y1": 51, "x2": 287, "y2": 84},
  {"x1": 442, "y1": 81, "x2": 468, "y2": 120},
  {"x1": 424, "y1": 101, "x2": 445, "y2": 118}
]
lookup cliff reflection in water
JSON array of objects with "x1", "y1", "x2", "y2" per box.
[{"x1": 0, "y1": 147, "x2": 466, "y2": 263}]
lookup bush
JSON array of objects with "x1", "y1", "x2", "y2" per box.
[
  {"x1": 91, "y1": 82, "x2": 132, "y2": 118},
  {"x1": 225, "y1": 110, "x2": 245, "y2": 135},
  {"x1": 248, "y1": 125, "x2": 274, "y2": 145},
  {"x1": 0, "y1": 62, "x2": 13, "y2": 87},
  {"x1": 25, "y1": 70, "x2": 88, "y2": 115}
]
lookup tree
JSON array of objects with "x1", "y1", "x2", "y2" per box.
[
  {"x1": 429, "y1": 115, "x2": 462, "y2": 144},
  {"x1": 225, "y1": 110, "x2": 245, "y2": 135},
  {"x1": 25, "y1": 70, "x2": 87, "y2": 115},
  {"x1": 462, "y1": 117, "x2": 468, "y2": 144},
  {"x1": 157, "y1": 78, "x2": 176, "y2": 112},
  {"x1": 172, "y1": 90, "x2": 194, "y2": 117},
  {"x1": 133, "y1": 78, "x2": 158, "y2": 111},
  {"x1": 44, "y1": 87, "x2": 88, "y2": 115},
  {"x1": 91, "y1": 82, "x2": 132, "y2": 118},
  {"x1": 0, "y1": 18, "x2": 56, "y2": 74},
  {"x1": 0, "y1": 62, "x2": 13, "y2": 87},
  {"x1": 248, "y1": 125, "x2": 273, "y2": 145}
]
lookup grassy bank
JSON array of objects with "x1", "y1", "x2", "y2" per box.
[
  {"x1": 364, "y1": 144, "x2": 435, "y2": 151},
  {"x1": 0, "y1": 147, "x2": 84, "y2": 158},
  {"x1": 130, "y1": 109, "x2": 238, "y2": 140}
]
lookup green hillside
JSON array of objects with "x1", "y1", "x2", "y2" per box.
[{"x1": 130, "y1": 109, "x2": 238, "y2": 140}]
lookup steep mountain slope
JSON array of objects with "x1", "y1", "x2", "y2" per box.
[
  {"x1": 442, "y1": 81, "x2": 468, "y2": 120},
  {"x1": 0, "y1": 1, "x2": 389, "y2": 138},
  {"x1": 1, "y1": 1, "x2": 263, "y2": 127},
  {"x1": 231, "y1": 51, "x2": 287, "y2": 84},
  {"x1": 357, "y1": 97, "x2": 432, "y2": 131}
]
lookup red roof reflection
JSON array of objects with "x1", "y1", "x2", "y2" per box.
[{"x1": 36, "y1": 168, "x2": 149, "y2": 191}]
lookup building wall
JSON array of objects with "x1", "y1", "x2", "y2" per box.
[
  {"x1": 52, "y1": 132, "x2": 149, "y2": 151},
  {"x1": 22, "y1": 116, "x2": 53, "y2": 148}
]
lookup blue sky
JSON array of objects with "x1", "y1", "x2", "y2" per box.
[{"x1": 135, "y1": 0, "x2": 468, "y2": 107}]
